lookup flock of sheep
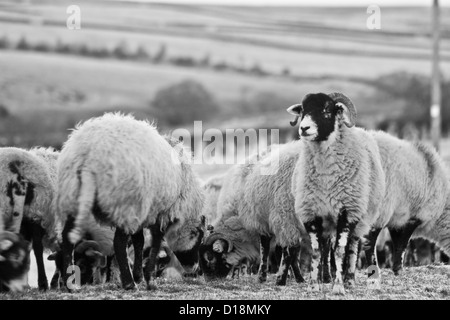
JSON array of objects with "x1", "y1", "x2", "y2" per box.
[{"x1": 0, "y1": 91, "x2": 449, "y2": 297}]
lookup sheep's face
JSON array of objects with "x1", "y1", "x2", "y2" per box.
[
  {"x1": 0, "y1": 235, "x2": 31, "y2": 293},
  {"x1": 287, "y1": 92, "x2": 356, "y2": 142},
  {"x1": 199, "y1": 246, "x2": 232, "y2": 281},
  {"x1": 289, "y1": 93, "x2": 342, "y2": 142},
  {"x1": 165, "y1": 215, "x2": 206, "y2": 274}
]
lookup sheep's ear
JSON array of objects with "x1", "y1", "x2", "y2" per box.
[
  {"x1": 47, "y1": 252, "x2": 57, "y2": 261},
  {"x1": 286, "y1": 104, "x2": 303, "y2": 127},
  {"x1": 287, "y1": 104, "x2": 302, "y2": 116}
]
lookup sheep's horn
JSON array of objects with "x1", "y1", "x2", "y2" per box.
[
  {"x1": 290, "y1": 116, "x2": 300, "y2": 127},
  {"x1": 74, "y1": 240, "x2": 100, "y2": 254},
  {"x1": 204, "y1": 232, "x2": 233, "y2": 253},
  {"x1": 0, "y1": 231, "x2": 20, "y2": 243},
  {"x1": 328, "y1": 92, "x2": 357, "y2": 128}
]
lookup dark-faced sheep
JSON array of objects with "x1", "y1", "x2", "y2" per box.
[
  {"x1": 287, "y1": 92, "x2": 386, "y2": 294},
  {"x1": 0, "y1": 147, "x2": 58, "y2": 291}
]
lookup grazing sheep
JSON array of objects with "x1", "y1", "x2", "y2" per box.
[
  {"x1": 48, "y1": 217, "x2": 118, "y2": 288},
  {"x1": 0, "y1": 231, "x2": 31, "y2": 292},
  {"x1": 0, "y1": 147, "x2": 58, "y2": 291},
  {"x1": 200, "y1": 145, "x2": 310, "y2": 286},
  {"x1": 363, "y1": 131, "x2": 450, "y2": 276},
  {"x1": 287, "y1": 92, "x2": 385, "y2": 294},
  {"x1": 57, "y1": 113, "x2": 204, "y2": 290},
  {"x1": 199, "y1": 209, "x2": 262, "y2": 281}
]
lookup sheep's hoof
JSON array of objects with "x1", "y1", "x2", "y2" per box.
[
  {"x1": 133, "y1": 272, "x2": 143, "y2": 284},
  {"x1": 393, "y1": 268, "x2": 403, "y2": 276},
  {"x1": 258, "y1": 273, "x2": 267, "y2": 283},
  {"x1": 332, "y1": 283, "x2": 346, "y2": 295},
  {"x1": 122, "y1": 282, "x2": 136, "y2": 291},
  {"x1": 68, "y1": 230, "x2": 81, "y2": 244},
  {"x1": 38, "y1": 282, "x2": 49, "y2": 291},
  {"x1": 275, "y1": 276, "x2": 287, "y2": 286}
]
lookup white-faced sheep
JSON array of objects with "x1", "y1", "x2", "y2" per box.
[
  {"x1": 287, "y1": 92, "x2": 386, "y2": 294},
  {"x1": 57, "y1": 113, "x2": 205, "y2": 290},
  {"x1": 0, "y1": 147, "x2": 58, "y2": 291}
]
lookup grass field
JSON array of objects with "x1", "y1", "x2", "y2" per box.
[{"x1": 4, "y1": 265, "x2": 450, "y2": 300}]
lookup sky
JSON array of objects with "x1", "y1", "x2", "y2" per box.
[{"x1": 117, "y1": 0, "x2": 450, "y2": 7}]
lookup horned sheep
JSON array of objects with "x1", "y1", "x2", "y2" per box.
[
  {"x1": 287, "y1": 92, "x2": 386, "y2": 294},
  {"x1": 57, "y1": 113, "x2": 205, "y2": 291}
]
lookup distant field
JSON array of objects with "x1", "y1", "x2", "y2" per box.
[
  {"x1": 0, "y1": 0, "x2": 448, "y2": 134},
  {"x1": 5, "y1": 265, "x2": 450, "y2": 300}
]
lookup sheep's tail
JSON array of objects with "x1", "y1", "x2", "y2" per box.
[{"x1": 68, "y1": 170, "x2": 96, "y2": 244}]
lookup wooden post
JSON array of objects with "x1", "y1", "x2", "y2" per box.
[{"x1": 431, "y1": 0, "x2": 441, "y2": 152}]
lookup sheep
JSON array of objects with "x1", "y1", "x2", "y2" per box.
[
  {"x1": 200, "y1": 145, "x2": 311, "y2": 286},
  {"x1": 57, "y1": 113, "x2": 205, "y2": 290},
  {"x1": 360, "y1": 131, "x2": 450, "y2": 277},
  {"x1": 0, "y1": 147, "x2": 58, "y2": 291},
  {"x1": 0, "y1": 231, "x2": 31, "y2": 292},
  {"x1": 287, "y1": 92, "x2": 386, "y2": 294},
  {"x1": 47, "y1": 217, "x2": 118, "y2": 289},
  {"x1": 199, "y1": 207, "x2": 262, "y2": 281}
]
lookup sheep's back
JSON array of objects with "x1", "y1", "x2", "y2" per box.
[
  {"x1": 372, "y1": 131, "x2": 449, "y2": 229},
  {"x1": 57, "y1": 114, "x2": 184, "y2": 232}
]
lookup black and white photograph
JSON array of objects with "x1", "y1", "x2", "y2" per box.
[{"x1": 0, "y1": 0, "x2": 450, "y2": 304}]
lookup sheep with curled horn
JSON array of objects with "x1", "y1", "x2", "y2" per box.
[
  {"x1": 0, "y1": 147, "x2": 59, "y2": 291},
  {"x1": 287, "y1": 92, "x2": 386, "y2": 294},
  {"x1": 57, "y1": 113, "x2": 205, "y2": 291},
  {"x1": 48, "y1": 217, "x2": 119, "y2": 288}
]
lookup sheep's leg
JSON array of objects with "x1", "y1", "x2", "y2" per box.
[
  {"x1": 105, "y1": 255, "x2": 113, "y2": 283},
  {"x1": 145, "y1": 224, "x2": 164, "y2": 290},
  {"x1": 361, "y1": 227, "x2": 381, "y2": 287},
  {"x1": 305, "y1": 219, "x2": 323, "y2": 292},
  {"x1": 331, "y1": 212, "x2": 353, "y2": 295},
  {"x1": 321, "y1": 237, "x2": 332, "y2": 283},
  {"x1": 50, "y1": 269, "x2": 61, "y2": 290},
  {"x1": 61, "y1": 216, "x2": 75, "y2": 291},
  {"x1": 289, "y1": 246, "x2": 304, "y2": 283},
  {"x1": 131, "y1": 229, "x2": 144, "y2": 284},
  {"x1": 275, "y1": 247, "x2": 292, "y2": 286},
  {"x1": 114, "y1": 228, "x2": 134, "y2": 290},
  {"x1": 257, "y1": 235, "x2": 271, "y2": 283},
  {"x1": 299, "y1": 238, "x2": 312, "y2": 280},
  {"x1": 31, "y1": 223, "x2": 48, "y2": 291},
  {"x1": 389, "y1": 220, "x2": 420, "y2": 276},
  {"x1": 343, "y1": 234, "x2": 360, "y2": 287}
]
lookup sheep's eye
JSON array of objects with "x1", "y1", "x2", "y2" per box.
[{"x1": 322, "y1": 109, "x2": 332, "y2": 118}]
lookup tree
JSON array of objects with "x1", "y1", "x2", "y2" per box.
[{"x1": 152, "y1": 79, "x2": 220, "y2": 126}]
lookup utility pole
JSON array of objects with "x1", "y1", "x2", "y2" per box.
[{"x1": 431, "y1": 0, "x2": 441, "y2": 152}]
